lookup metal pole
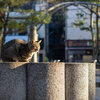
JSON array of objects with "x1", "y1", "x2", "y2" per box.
[
  {"x1": 65, "y1": 10, "x2": 68, "y2": 61},
  {"x1": 96, "y1": 7, "x2": 99, "y2": 62}
]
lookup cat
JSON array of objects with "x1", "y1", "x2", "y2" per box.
[{"x1": 1, "y1": 39, "x2": 42, "y2": 62}]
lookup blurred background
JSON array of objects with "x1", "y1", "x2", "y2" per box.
[{"x1": 1, "y1": 0, "x2": 100, "y2": 99}]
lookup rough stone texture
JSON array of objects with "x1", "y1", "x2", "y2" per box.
[
  {"x1": 0, "y1": 62, "x2": 95, "y2": 100},
  {"x1": 0, "y1": 62, "x2": 27, "y2": 100},
  {"x1": 88, "y1": 63, "x2": 95, "y2": 100},
  {"x1": 65, "y1": 63, "x2": 88, "y2": 100},
  {"x1": 27, "y1": 62, "x2": 65, "y2": 100}
]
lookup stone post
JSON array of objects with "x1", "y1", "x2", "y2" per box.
[
  {"x1": 0, "y1": 62, "x2": 27, "y2": 100},
  {"x1": 29, "y1": 26, "x2": 38, "y2": 62},
  {"x1": 27, "y1": 62, "x2": 65, "y2": 100},
  {"x1": 88, "y1": 63, "x2": 95, "y2": 100},
  {"x1": 65, "y1": 63, "x2": 88, "y2": 100}
]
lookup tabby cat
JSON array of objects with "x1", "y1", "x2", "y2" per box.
[{"x1": 1, "y1": 39, "x2": 42, "y2": 62}]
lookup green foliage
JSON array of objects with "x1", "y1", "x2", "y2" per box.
[
  {"x1": 70, "y1": 0, "x2": 100, "y2": 3},
  {"x1": 73, "y1": 20, "x2": 84, "y2": 26},
  {"x1": 7, "y1": 20, "x2": 19, "y2": 29},
  {"x1": 80, "y1": 27, "x2": 90, "y2": 31},
  {"x1": 0, "y1": 0, "x2": 31, "y2": 15},
  {"x1": 0, "y1": 0, "x2": 51, "y2": 35},
  {"x1": 53, "y1": 12, "x2": 65, "y2": 22},
  {"x1": 76, "y1": 13, "x2": 84, "y2": 18},
  {"x1": 11, "y1": 9, "x2": 51, "y2": 30},
  {"x1": 45, "y1": 56, "x2": 49, "y2": 62},
  {"x1": 7, "y1": 19, "x2": 28, "y2": 32},
  {"x1": 0, "y1": 0, "x2": 30, "y2": 7},
  {"x1": 0, "y1": 22, "x2": 3, "y2": 27},
  {"x1": 49, "y1": 0, "x2": 100, "y2": 6},
  {"x1": 57, "y1": 14, "x2": 65, "y2": 21},
  {"x1": 29, "y1": 11, "x2": 51, "y2": 25},
  {"x1": 14, "y1": 8, "x2": 51, "y2": 25},
  {"x1": 72, "y1": 12, "x2": 91, "y2": 32},
  {"x1": 72, "y1": 18, "x2": 87, "y2": 27},
  {"x1": 72, "y1": 12, "x2": 88, "y2": 28}
]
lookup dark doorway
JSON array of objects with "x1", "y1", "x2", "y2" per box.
[{"x1": 48, "y1": 20, "x2": 65, "y2": 62}]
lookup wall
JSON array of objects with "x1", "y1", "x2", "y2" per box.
[
  {"x1": 0, "y1": 62, "x2": 27, "y2": 100},
  {"x1": 0, "y1": 62, "x2": 95, "y2": 100}
]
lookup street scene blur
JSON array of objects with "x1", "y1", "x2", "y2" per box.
[{"x1": 0, "y1": 0, "x2": 100, "y2": 99}]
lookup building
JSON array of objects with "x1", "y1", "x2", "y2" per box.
[
  {"x1": 64, "y1": 5, "x2": 98, "y2": 62},
  {"x1": 48, "y1": 12, "x2": 65, "y2": 62}
]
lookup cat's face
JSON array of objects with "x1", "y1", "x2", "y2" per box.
[{"x1": 28, "y1": 39, "x2": 42, "y2": 52}]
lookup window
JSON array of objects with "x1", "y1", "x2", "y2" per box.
[{"x1": 96, "y1": 83, "x2": 100, "y2": 87}]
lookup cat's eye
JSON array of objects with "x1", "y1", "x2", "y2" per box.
[{"x1": 31, "y1": 41, "x2": 33, "y2": 44}]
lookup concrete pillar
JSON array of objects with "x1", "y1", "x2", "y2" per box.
[
  {"x1": 29, "y1": 26, "x2": 38, "y2": 62},
  {"x1": 0, "y1": 62, "x2": 27, "y2": 100},
  {"x1": 88, "y1": 63, "x2": 95, "y2": 100},
  {"x1": 65, "y1": 63, "x2": 88, "y2": 100},
  {"x1": 32, "y1": 26, "x2": 38, "y2": 62},
  {"x1": 27, "y1": 62, "x2": 65, "y2": 100}
]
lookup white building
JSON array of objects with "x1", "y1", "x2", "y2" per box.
[{"x1": 65, "y1": 5, "x2": 97, "y2": 62}]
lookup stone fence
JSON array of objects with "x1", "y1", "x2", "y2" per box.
[{"x1": 0, "y1": 62, "x2": 95, "y2": 100}]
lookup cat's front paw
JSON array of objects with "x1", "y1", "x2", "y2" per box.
[
  {"x1": 13, "y1": 57, "x2": 18, "y2": 62},
  {"x1": 21, "y1": 59, "x2": 29, "y2": 62}
]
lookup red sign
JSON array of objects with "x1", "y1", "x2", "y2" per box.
[{"x1": 68, "y1": 41, "x2": 92, "y2": 47}]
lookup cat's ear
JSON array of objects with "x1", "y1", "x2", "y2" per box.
[{"x1": 38, "y1": 40, "x2": 42, "y2": 44}]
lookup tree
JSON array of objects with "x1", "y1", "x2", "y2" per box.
[
  {"x1": 72, "y1": 6, "x2": 100, "y2": 62},
  {"x1": 0, "y1": 0, "x2": 51, "y2": 60}
]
